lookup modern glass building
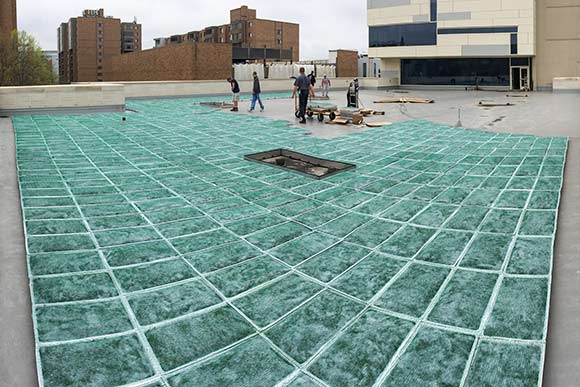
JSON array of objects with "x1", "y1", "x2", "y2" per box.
[{"x1": 368, "y1": 0, "x2": 580, "y2": 90}]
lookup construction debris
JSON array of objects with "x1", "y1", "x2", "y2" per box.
[
  {"x1": 478, "y1": 101, "x2": 514, "y2": 107},
  {"x1": 199, "y1": 101, "x2": 234, "y2": 109},
  {"x1": 359, "y1": 109, "x2": 386, "y2": 116},
  {"x1": 326, "y1": 118, "x2": 350, "y2": 125},
  {"x1": 366, "y1": 122, "x2": 393, "y2": 128},
  {"x1": 374, "y1": 97, "x2": 434, "y2": 104}
]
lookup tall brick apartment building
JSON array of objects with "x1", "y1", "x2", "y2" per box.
[
  {"x1": 155, "y1": 5, "x2": 299, "y2": 62},
  {"x1": 0, "y1": 0, "x2": 17, "y2": 35},
  {"x1": 58, "y1": 9, "x2": 142, "y2": 83}
]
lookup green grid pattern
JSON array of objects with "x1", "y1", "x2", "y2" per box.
[{"x1": 13, "y1": 97, "x2": 567, "y2": 387}]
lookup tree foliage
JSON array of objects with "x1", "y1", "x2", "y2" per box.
[{"x1": 0, "y1": 30, "x2": 55, "y2": 86}]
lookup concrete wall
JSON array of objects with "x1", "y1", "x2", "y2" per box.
[
  {"x1": 110, "y1": 42, "x2": 232, "y2": 82},
  {"x1": 368, "y1": 0, "x2": 535, "y2": 58},
  {"x1": 0, "y1": 78, "x2": 358, "y2": 114},
  {"x1": 0, "y1": 84, "x2": 125, "y2": 115},
  {"x1": 553, "y1": 77, "x2": 580, "y2": 93},
  {"x1": 535, "y1": 0, "x2": 580, "y2": 89}
]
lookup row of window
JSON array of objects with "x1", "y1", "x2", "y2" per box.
[
  {"x1": 369, "y1": 24, "x2": 519, "y2": 50},
  {"x1": 369, "y1": 23, "x2": 437, "y2": 47}
]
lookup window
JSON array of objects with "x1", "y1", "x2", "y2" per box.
[
  {"x1": 277, "y1": 29, "x2": 282, "y2": 35},
  {"x1": 98, "y1": 30, "x2": 103, "y2": 35},
  {"x1": 249, "y1": 22, "x2": 253, "y2": 27},
  {"x1": 510, "y1": 33, "x2": 518, "y2": 55},
  {"x1": 98, "y1": 38, "x2": 103, "y2": 42},
  {"x1": 249, "y1": 32, "x2": 253, "y2": 38},
  {"x1": 369, "y1": 23, "x2": 437, "y2": 47},
  {"x1": 97, "y1": 23, "x2": 103, "y2": 28},
  {"x1": 430, "y1": 0, "x2": 437, "y2": 21},
  {"x1": 277, "y1": 39, "x2": 282, "y2": 45},
  {"x1": 401, "y1": 58, "x2": 510, "y2": 86},
  {"x1": 511, "y1": 57, "x2": 530, "y2": 66},
  {"x1": 438, "y1": 26, "x2": 518, "y2": 35}
]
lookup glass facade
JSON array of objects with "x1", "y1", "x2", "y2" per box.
[
  {"x1": 369, "y1": 23, "x2": 437, "y2": 47},
  {"x1": 401, "y1": 58, "x2": 510, "y2": 86}
]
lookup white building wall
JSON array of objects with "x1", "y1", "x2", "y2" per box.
[{"x1": 368, "y1": 0, "x2": 535, "y2": 59}]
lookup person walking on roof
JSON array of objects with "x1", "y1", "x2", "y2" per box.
[
  {"x1": 249, "y1": 72, "x2": 264, "y2": 113},
  {"x1": 320, "y1": 74, "x2": 331, "y2": 97},
  {"x1": 292, "y1": 67, "x2": 315, "y2": 124},
  {"x1": 308, "y1": 71, "x2": 317, "y2": 94},
  {"x1": 227, "y1": 77, "x2": 240, "y2": 112}
]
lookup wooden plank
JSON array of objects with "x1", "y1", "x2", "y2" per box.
[
  {"x1": 326, "y1": 118, "x2": 349, "y2": 125},
  {"x1": 373, "y1": 97, "x2": 434, "y2": 104},
  {"x1": 366, "y1": 122, "x2": 392, "y2": 128}
]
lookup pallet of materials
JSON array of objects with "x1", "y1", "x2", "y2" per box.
[
  {"x1": 302, "y1": 105, "x2": 339, "y2": 122},
  {"x1": 373, "y1": 97, "x2": 434, "y2": 104},
  {"x1": 338, "y1": 109, "x2": 365, "y2": 125},
  {"x1": 359, "y1": 109, "x2": 386, "y2": 116}
]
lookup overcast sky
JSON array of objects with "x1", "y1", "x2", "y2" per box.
[{"x1": 17, "y1": 0, "x2": 369, "y2": 59}]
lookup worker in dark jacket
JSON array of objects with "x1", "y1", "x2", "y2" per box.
[
  {"x1": 292, "y1": 67, "x2": 315, "y2": 124},
  {"x1": 227, "y1": 77, "x2": 240, "y2": 112},
  {"x1": 249, "y1": 72, "x2": 264, "y2": 112}
]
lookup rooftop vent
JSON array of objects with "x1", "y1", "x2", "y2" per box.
[{"x1": 245, "y1": 149, "x2": 355, "y2": 180}]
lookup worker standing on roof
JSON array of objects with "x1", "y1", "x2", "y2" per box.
[
  {"x1": 249, "y1": 72, "x2": 264, "y2": 113},
  {"x1": 321, "y1": 74, "x2": 331, "y2": 97},
  {"x1": 292, "y1": 67, "x2": 315, "y2": 124},
  {"x1": 227, "y1": 77, "x2": 240, "y2": 112},
  {"x1": 308, "y1": 71, "x2": 316, "y2": 87}
]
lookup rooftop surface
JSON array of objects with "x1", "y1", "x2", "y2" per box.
[{"x1": 1, "y1": 89, "x2": 579, "y2": 387}]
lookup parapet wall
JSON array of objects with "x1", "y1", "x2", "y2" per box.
[
  {"x1": 0, "y1": 84, "x2": 125, "y2": 115},
  {"x1": 0, "y1": 78, "x2": 359, "y2": 115},
  {"x1": 553, "y1": 78, "x2": 580, "y2": 93}
]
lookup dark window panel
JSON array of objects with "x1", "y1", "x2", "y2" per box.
[
  {"x1": 430, "y1": 0, "x2": 437, "y2": 22},
  {"x1": 401, "y1": 58, "x2": 510, "y2": 86},
  {"x1": 511, "y1": 57, "x2": 530, "y2": 66},
  {"x1": 369, "y1": 23, "x2": 437, "y2": 47},
  {"x1": 438, "y1": 26, "x2": 518, "y2": 34},
  {"x1": 510, "y1": 33, "x2": 518, "y2": 55}
]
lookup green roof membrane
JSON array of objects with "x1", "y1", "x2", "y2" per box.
[{"x1": 13, "y1": 96, "x2": 566, "y2": 386}]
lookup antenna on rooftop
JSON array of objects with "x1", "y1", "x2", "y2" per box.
[{"x1": 455, "y1": 107, "x2": 463, "y2": 128}]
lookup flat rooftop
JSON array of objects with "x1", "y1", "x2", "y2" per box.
[{"x1": 1, "y1": 89, "x2": 579, "y2": 387}]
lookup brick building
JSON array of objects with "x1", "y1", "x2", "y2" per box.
[
  {"x1": 154, "y1": 5, "x2": 299, "y2": 62},
  {"x1": 332, "y1": 50, "x2": 359, "y2": 78},
  {"x1": 110, "y1": 42, "x2": 232, "y2": 82},
  {"x1": 0, "y1": 0, "x2": 17, "y2": 35},
  {"x1": 58, "y1": 9, "x2": 142, "y2": 83},
  {"x1": 121, "y1": 21, "x2": 141, "y2": 54}
]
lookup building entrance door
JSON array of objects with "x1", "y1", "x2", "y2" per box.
[{"x1": 511, "y1": 66, "x2": 530, "y2": 91}]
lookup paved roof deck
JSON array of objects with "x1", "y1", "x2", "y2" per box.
[{"x1": 1, "y1": 89, "x2": 579, "y2": 387}]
